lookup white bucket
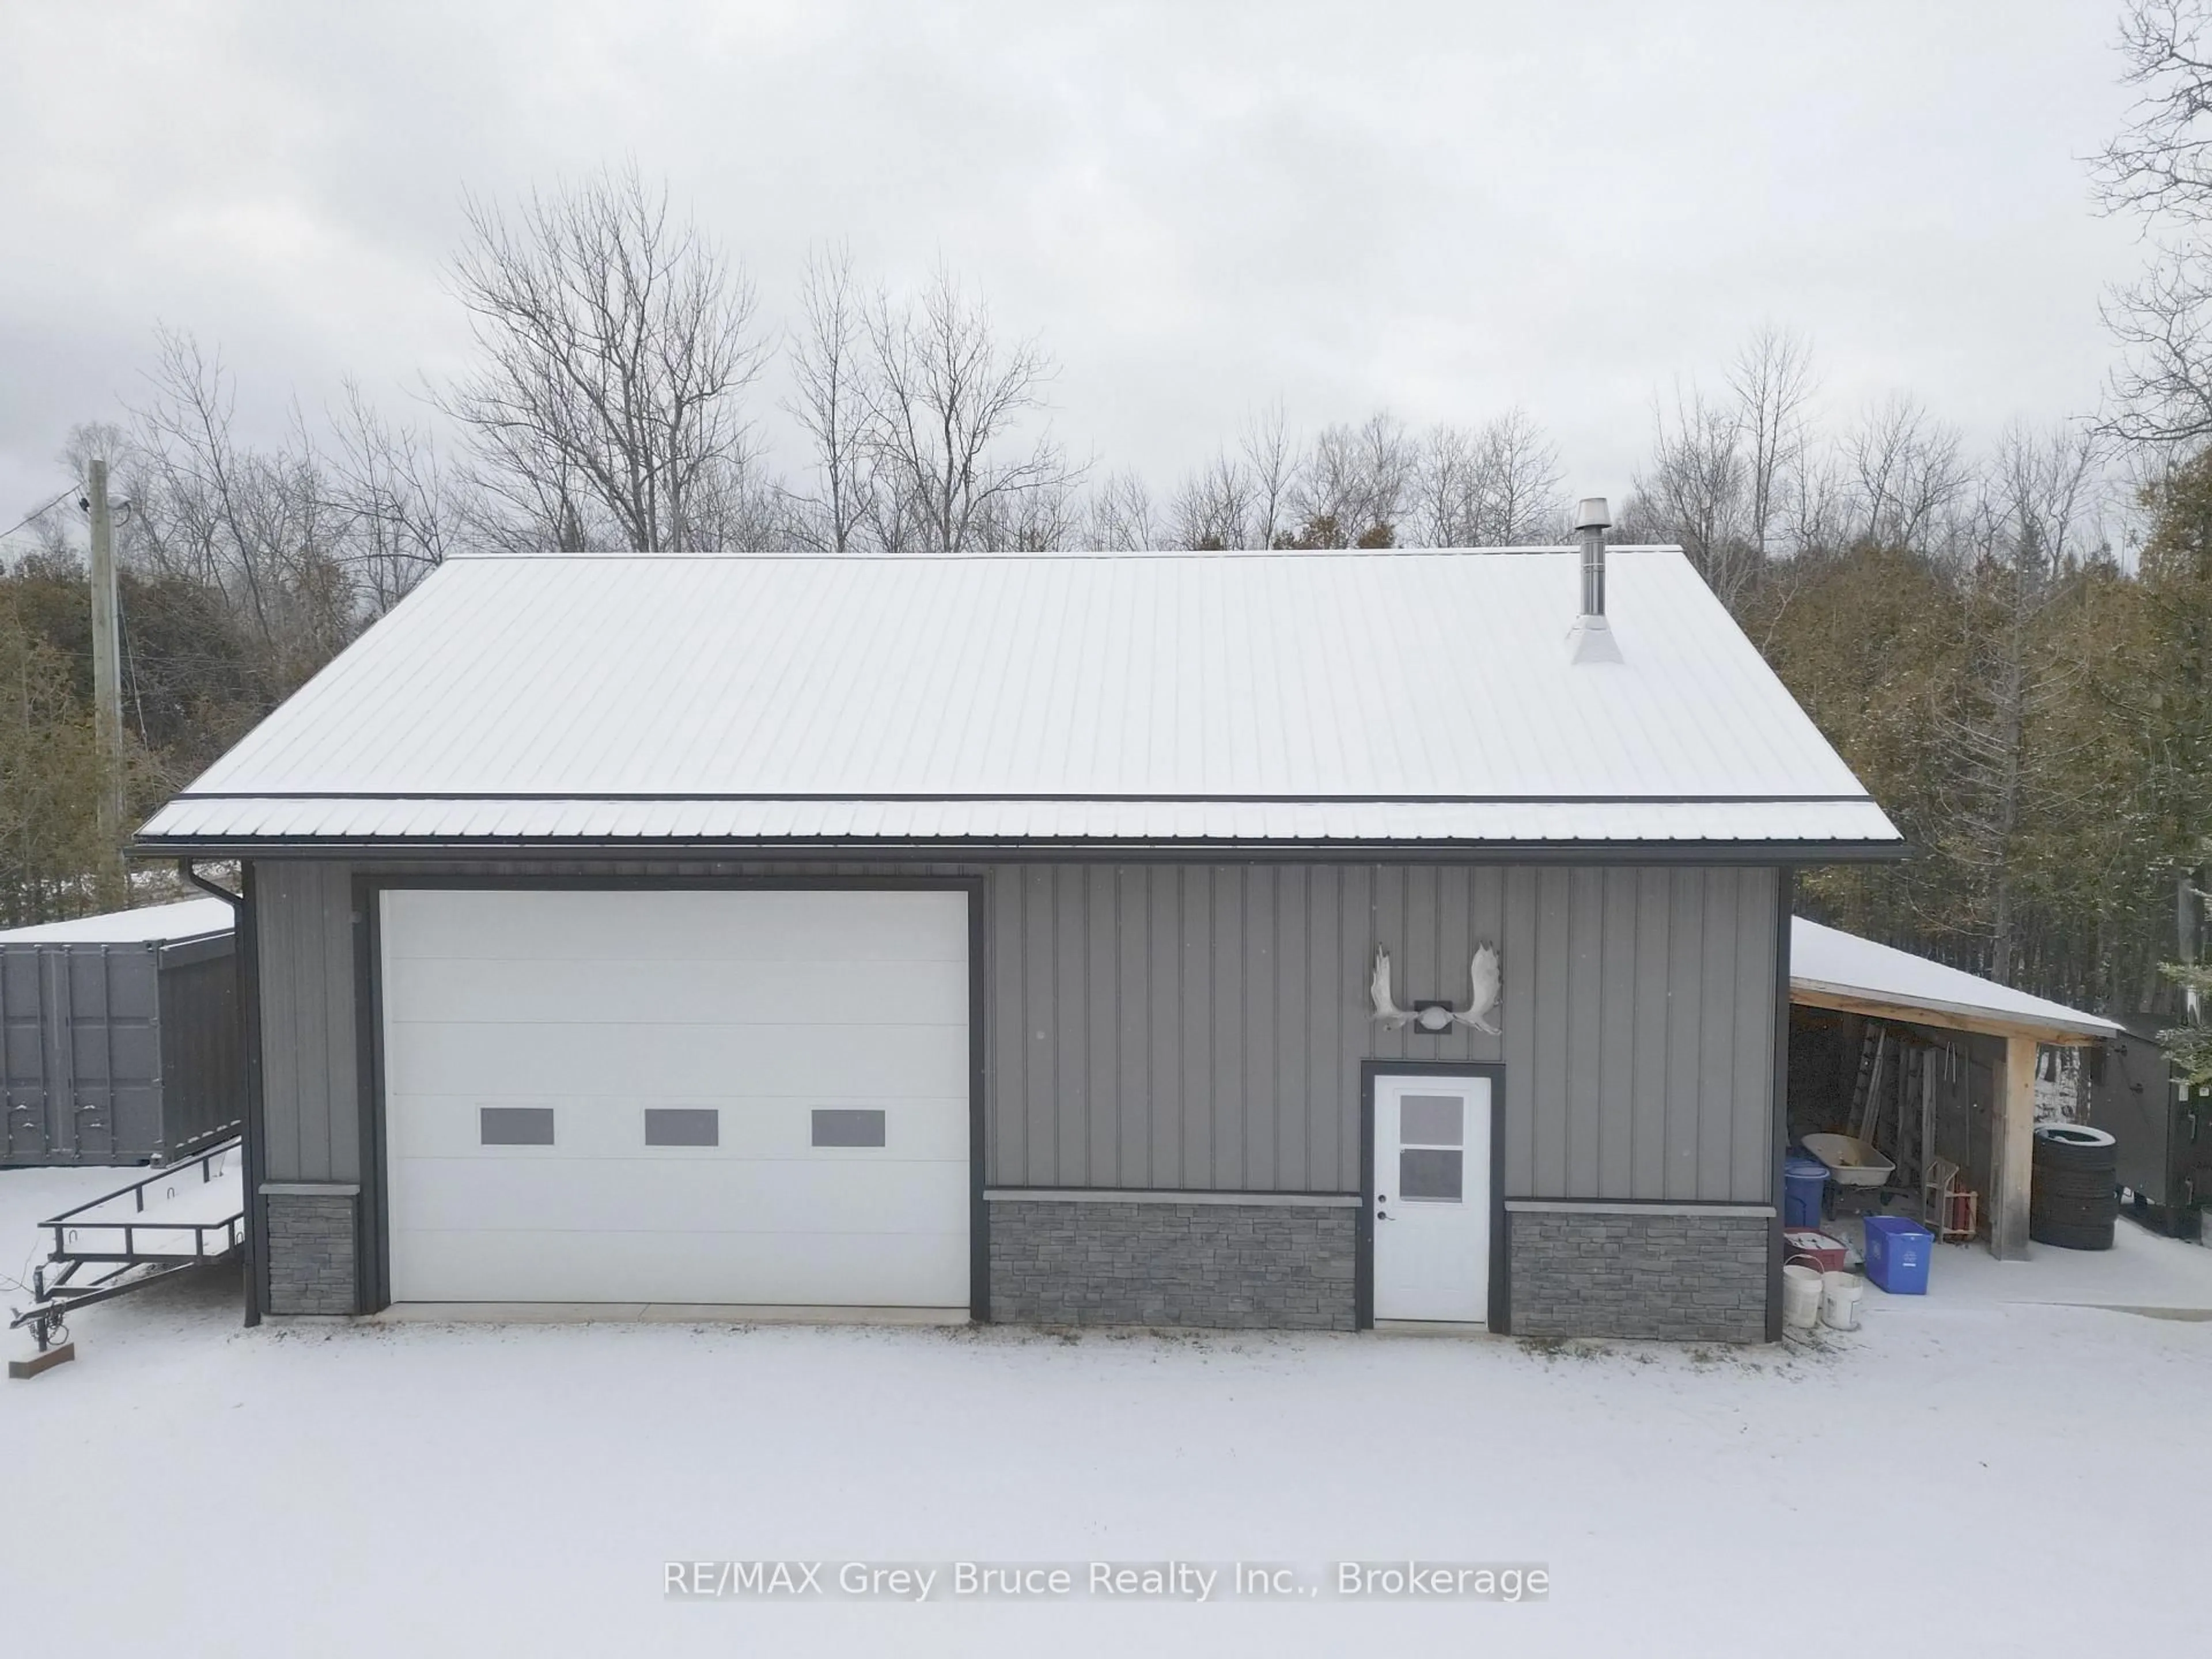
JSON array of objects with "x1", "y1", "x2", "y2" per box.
[
  {"x1": 1782, "y1": 1264, "x2": 1823, "y2": 1330},
  {"x1": 1820, "y1": 1271, "x2": 1865, "y2": 1331}
]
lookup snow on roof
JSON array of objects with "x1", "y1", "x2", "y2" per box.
[
  {"x1": 137, "y1": 547, "x2": 1903, "y2": 850},
  {"x1": 1791, "y1": 916, "x2": 2120, "y2": 1040},
  {"x1": 0, "y1": 896, "x2": 233, "y2": 945}
]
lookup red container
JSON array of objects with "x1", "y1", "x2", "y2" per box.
[{"x1": 1783, "y1": 1229, "x2": 1848, "y2": 1274}]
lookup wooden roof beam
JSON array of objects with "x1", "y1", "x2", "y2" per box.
[{"x1": 1789, "y1": 984, "x2": 2111, "y2": 1047}]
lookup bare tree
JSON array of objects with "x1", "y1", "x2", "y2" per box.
[
  {"x1": 1625, "y1": 383, "x2": 1758, "y2": 604},
  {"x1": 1291, "y1": 412, "x2": 1416, "y2": 547},
  {"x1": 677, "y1": 450, "x2": 789, "y2": 551},
  {"x1": 72, "y1": 332, "x2": 362, "y2": 721},
  {"x1": 1169, "y1": 451, "x2": 1257, "y2": 549},
  {"x1": 2092, "y1": 3, "x2": 2212, "y2": 444},
  {"x1": 1474, "y1": 407, "x2": 1566, "y2": 543},
  {"x1": 861, "y1": 263, "x2": 1075, "y2": 552},
  {"x1": 1407, "y1": 410, "x2": 1570, "y2": 548},
  {"x1": 324, "y1": 381, "x2": 463, "y2": 614},
  {"x1": 1630, "y1": 346, "x2": 1815, "y2": 600},
  {"x1": 987, "y1": 474, "x2": 1084, "y2": 552},
  {"x1": 122, "y1": 331, "x2": 356, "y2": 691},
  {"x1": 1727, "y1": 325, "x2": 1816, "y2": 558},
  {"x1": 1785, "y1": 445, "x2": 1855, "y2": 555},
  {"x1": 1084, "y1": 468, "x2": 1159, "y2": 550},
  {"x1": 1413, "y1": 423, "x2": 1484, "y2": 546},
  {"x1": 440, "y1": 165, "x2": 770, "y2": 551},
  {"x1": 1239, "y1": 400, "x2": 1300, "y2": 550},
  {"x1": 1844, "y1": 393, "x2": 1967, "y2": 550},
  {"x1": 2096, "y1": 2, "x2": 2212, "y2": 225},
  {"x1": 2101, "y1": 248, "x2": 2212, "y2": 447},
  {"x1": 784, "y1": 243, "x2": 876, "y2": 552}
]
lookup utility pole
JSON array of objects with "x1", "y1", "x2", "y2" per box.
[{"x1": 86, "y1": 457, "x2": 127, "y2": 907}]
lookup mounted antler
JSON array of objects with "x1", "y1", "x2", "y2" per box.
[
  {"x1": 1452, "y1": 944, "x2": 1502, "y2": 1036},
  {"x1": 1369, "y1": 946, "x2": 1414, "y2": 1028}
]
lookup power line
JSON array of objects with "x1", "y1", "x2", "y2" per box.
[{"x1": 0, "y1": 482, "x2": 85, "y2": 547}]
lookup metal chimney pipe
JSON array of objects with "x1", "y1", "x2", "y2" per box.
[{"x1": 1575, "y1": 497, "x2": 1612, "y2": 617}]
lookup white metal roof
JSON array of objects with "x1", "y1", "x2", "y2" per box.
[
  {"x1": 1791, "y1": 917, "x2": 2120, "y2": 1040},
  {"x1": 138, "y1": 548, "x2": 1902, "y2": 850},
  {"x1": 0, "y1": 896, "x2": 233, "y2": 945}
]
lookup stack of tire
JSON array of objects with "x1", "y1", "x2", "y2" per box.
[{"x1": 2030, "y1": 1124, "x2": 2120, "y2": 1250}]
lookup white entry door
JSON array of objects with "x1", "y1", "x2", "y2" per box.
[
  {"x1": 380, "y1": 887, "x2": 971, "y2": 1307},
  {"x1": 1373, "y1": 1073, "x2": 1493, "y2": 1323}
]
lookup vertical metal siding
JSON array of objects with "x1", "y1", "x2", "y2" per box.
[
  {"x1": 1528, "y1": 869, "x2": 1572, "y2": 1193},
  {"x1": 1083, "y1": 865, "x2": 1119, "y2": 1184},
  {"x1": 255, "y1": 861, "x2": 359, "y2": 1183},
  {"x1": 1734, "y1": 879, "x2": 1781, "y2": 1202},
  {"x1": 1664, "y1": 872, "x2": 1709, "y2": 1199},
  {"x1": 1596, "y1": 869, "x2": 1640, "y2": 1198},
  {"x1": 1145, "y1": 869, "x2": 1181, "y2": 1184},
  {"x1": 1628, "y1": 874, "x2": 1673, "y2": 1195},
  {"x1": 986, "y1": 862, "x2": 1777, "y2": 1202},
  {"x1": 1565, "y1": 868, "x2": 1605, "y2": 1194},
  {"x1": 247, "y1": 857, "x2": 1778, "y2": 1205}
]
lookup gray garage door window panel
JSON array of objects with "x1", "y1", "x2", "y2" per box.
[
  {"x1": 480, "y1": 1106, "x2": 556, "y2": 1146},
  {"x1": 812, "y1": 1108, "x2": 887, "y2": 1147},
  {"x1": 643, "y1": 1107, "x2": 719, "y2": 1147}
]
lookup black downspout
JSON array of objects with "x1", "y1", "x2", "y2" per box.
[{"x1": 181, "y1": 858, "x2": 263, "y2": 1328}]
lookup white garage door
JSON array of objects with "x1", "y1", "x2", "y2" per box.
[{"x1": 380, "y1": 887, "x2": 971, "y2": 1306}]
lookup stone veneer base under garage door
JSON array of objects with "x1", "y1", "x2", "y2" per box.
[
  {"x1": 1506, "y1": 1204, "x2": 1772, "y2": 1343},
  {"x1": 263, "y1": 1185, "x2": 359, "y2": 1315},
  {"x1": 988, "y1": 1195, "x2": 1358, "y2": 1330}
]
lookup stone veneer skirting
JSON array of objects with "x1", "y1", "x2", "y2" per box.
[
  {"x1": 263, "y1": 1185, "x2": 358, "y2": 1315},
  {"x1": 988, "y1": 1193, "x2": 1358, "y2": 1330},
  {"x1": 1506, "y1": 1204, "x2": 1771, "y2": 1343},
  {"x1": 255, "y1": 1183, "x2": 1768, "y2": 1336}
]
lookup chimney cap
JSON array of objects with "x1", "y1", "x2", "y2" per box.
[{"x1": 1575, "y1": 497, "x2": 1612, "y2": 533}]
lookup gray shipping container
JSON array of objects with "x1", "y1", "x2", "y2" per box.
[
  {"x1": 0, "y1": 897, "x2": 241, "y2": 1166},
  {"x1": 2094, "y1": 1017, "x2": 2212, "y2": 1237}
]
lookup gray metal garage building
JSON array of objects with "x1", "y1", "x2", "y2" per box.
[{"x1": 135, "y1": 530, "x2": 1902, "y2": 1341}]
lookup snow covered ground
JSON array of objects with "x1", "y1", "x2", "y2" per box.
[{"x1": 3, "y1": 1163, "x2": 2206, "y2": 1658}]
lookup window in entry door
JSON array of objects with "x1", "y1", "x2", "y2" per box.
[{"x1": 1397, "y1": 1093, "x2": 1465, "y2": 1202}]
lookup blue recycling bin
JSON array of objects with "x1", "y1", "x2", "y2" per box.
[
  {"x1": 1863, "y1": 1215, "x2": 1933, "y2": 1294},
  {"x1": 1783, "y1": 1155, "x2": 1830, "y2": 1228}
]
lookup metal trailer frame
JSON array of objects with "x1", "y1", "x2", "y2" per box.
[{"x1": 9, "y1": 1135, "x2": 244, "y2": 1364}]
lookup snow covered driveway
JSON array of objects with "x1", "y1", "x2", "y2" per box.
[{"x1": 3, "y1": 1165, "x2": 2205, "y2": 1657}]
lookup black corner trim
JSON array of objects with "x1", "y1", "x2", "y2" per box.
[
  {"x1": 968, "y1": 878, "x2": 990, "y2": 1324},
  {"x1": 1767, "y1": 867, "x2": 1794, "y2": 1343},
  {"x1": 352, "y1": 874, "x2": 391, "y2": 1313},
  {"x1": 180, "y1": 858, "x2": 263, "y2": 1328}
]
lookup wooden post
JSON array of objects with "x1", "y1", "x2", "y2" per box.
[{"x1": 1990, "y1": 1033, "x2": 2037, "y2": 1259}]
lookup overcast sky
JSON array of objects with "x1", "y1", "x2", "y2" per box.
[{"x1": 0, "y1": 1, "x2": 2150, "y2": 540}]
